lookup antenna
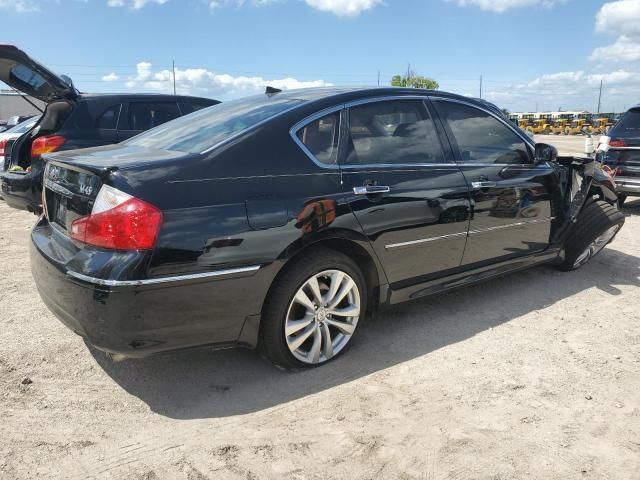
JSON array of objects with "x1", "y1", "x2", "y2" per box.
[
  {"x1": 479, "y1": 75, "x2": 483, "y2": 99},
  {"x1": 265, "y1": 86, "x2": 282, "y2": 96},
  {"x1": 172, "y1": 60, "x2": 177, "y2": 95},
  {"x1": 597, "y1": 80, "x2": 603, "y2": 114}
]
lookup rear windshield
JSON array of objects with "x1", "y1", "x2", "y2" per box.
[
  {"x1": 613, "y1": 109, "x2": 640, "y2": 135},
  {"x1": 125, "y1": 95, "x2": 305, "y2": 154}
]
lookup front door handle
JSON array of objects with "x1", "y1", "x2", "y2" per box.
[
  {"x1": 353, "y1": 185, "x2": 391, "y2": 195},
  {"x1": 471, "y1": 181, "x2": 497, "y2": 189}
]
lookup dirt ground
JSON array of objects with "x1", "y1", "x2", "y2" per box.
[{"x1": 1, "y1": 135, "x2": 639, "y2": 479}]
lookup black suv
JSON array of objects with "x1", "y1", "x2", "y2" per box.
[
  {"x1": 30, "y1": 87, "x2": 624, "y2": 370},
  {"x1": 600, "y1": 105, "x2": 640, "y2": 205},
  {"x1": 0, "y1": 45, "x2": 219, "y2": 213}
]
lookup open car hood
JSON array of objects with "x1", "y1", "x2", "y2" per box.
[{"x1": 0, "y1": 45, "x2": 78, "y2": 102}]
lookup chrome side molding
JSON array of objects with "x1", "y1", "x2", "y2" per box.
[{"x1": 66, "y1": 265, "x2": 261, "y2": 287}]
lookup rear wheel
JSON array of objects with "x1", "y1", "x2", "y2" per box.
[
  {"x1": 260, "y1": 249, "x2": 367, "y2": 370},
  {"x1": 559, "y1": 200, "x2": 625, "y2": 271}
]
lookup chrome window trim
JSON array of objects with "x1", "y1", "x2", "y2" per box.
[
  {"x1": 384, "y1": 217, "x2": 555, "y2": 250},
  {"x1": 289, "y1": 104, "x2": 345, "y2": 170},
  {"x1": 66, "y1": 265, "x2": 261, "y2": 287},
  {"x1": 428, "y1": 95, "x2": 536, "y2": 160}
]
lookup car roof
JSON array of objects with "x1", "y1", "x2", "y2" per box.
[
  {"x1": 269, "y1": 86, "x2": 476, "y2": 104},
  {"x1": 77, "y1": 93, "x2": 217, "y2": 102}
]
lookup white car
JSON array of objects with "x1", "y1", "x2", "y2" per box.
[{"x1": 0, "y1": 116, "x2": 39, "y2": 172}]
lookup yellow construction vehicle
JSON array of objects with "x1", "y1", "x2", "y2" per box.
[
  {"x1": 526, "y1": 118, "x2": 552, "y2": 135},
  {"x1": 518, "y1": 119, "x2": 531, "y2": 130},
  {"x1": 590, "y1": 117, "x2": 614, "y2": 135},
  {"x1": 550, "y1": 119, "x2": 569, "y2": 135},
  {"x1": 565, "y1": 119, "x2": 590, "y2": 135}
]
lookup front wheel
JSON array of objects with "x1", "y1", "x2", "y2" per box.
[
  {"x1": 260, "y1": 248, "x2": 367, "y2": 370},
  {"x1": 559, "y1": 200, "x2": 625, "y2": 271}
]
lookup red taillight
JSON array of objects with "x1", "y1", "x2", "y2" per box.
[
  {"x1": 609, "y1": 138, "x2": 627, "y2": 148},
  {"x1": 0, "y1": 139, "x2": 6, "y2": 156},
  {"x1": 31, "y1": 135, "x2": 66, "y2": 159},
  {"x1": 70, "y1": 185, "x2": 163, "y2": 250}
]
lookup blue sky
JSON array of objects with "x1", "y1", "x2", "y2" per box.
[{"x1": 1, "y1": 0, "x2": 639, "y2": 112}]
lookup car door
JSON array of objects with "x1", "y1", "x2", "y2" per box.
[
  {"x1": 336, "y1": 97, "x2": 471, "y2": 286},
  {"x1": 117, "y1": 101, "x2": 181, "y2": 141},
  {"x1": 431, "y1": 98, "x2": 556, "y2": 266}
]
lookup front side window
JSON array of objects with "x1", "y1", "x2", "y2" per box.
[
  {"x1": 344, "y1": 99, "x2": 443, "y2": 166},
  {"x1": 435, "y1": 101, "x2": 531, "y2": 164},
  {"x1": 128, "y1": 102, "x2": 181, "y2": 131},
  {"x1": 296, "y1": 111, "x2": 340, "y2": 166}
]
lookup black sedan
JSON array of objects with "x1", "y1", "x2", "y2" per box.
[{"x1": 31, "y1": 87, "x2": 624, "y2": 369}]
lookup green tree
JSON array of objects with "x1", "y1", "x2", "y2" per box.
[{"x1": 391, "y1": 72, "x2": 439, "y2": 90}]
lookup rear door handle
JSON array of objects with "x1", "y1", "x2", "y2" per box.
[
  {"x1": 471, "y1": 181, "x2": 497, "y2": 189},
  {"x1": 353, "y1": 185, "x2": 391, "y2": 195}
]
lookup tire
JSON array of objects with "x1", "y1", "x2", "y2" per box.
[
  {"x1": 559, "y1": 200, "x2": 625, "y2": 271},
  {"x1": 260, "y1": 248, "x2": 367, "y2": 370},
  {"x1": 618, "y1": 195, "x2": 627, "y2": 208}
]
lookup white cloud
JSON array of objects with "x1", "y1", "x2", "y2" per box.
[
  {"x1": 595, "y1": 0, "x2": 640, "y2": 37},
  {"x1": 591, "y1": 1, "x2": 640, "y2": 63},
  {"x1": 446, "y1": 0, "x2": 563, "y2": 13},
  {"x1": 590, "y1": 35, "x2": 640, "y2": 62},
  {"x1": 304, "y1": 0, "x2": 382, "y2": 17},
  {"x1": 107, "y1": 0, "x2": 169, "y2": 8},
  {"x1": 102, "y1": 72, "x2": 120, "y2": 82},
  {"x1": 123, "y1": 62, "x2": 331, "y2": 98},
  {"x1": 0, "y1": 0, "x2": 39, "y2": 12},
  {"x1": 481, "y1": 69, "x2": 640, "y2": 112}
]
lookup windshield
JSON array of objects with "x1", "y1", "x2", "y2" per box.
[
  {"x1": 125, "y1": 95, "x2": 306, "y2": 154},
  {"x1": 6, "y1": 117, "x2": 39, "y2": 134}
]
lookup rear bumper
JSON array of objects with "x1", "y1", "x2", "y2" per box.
[
  {"x1": 615, "y1": 177, "x2": 640, "y2": 196},
  {"x1": 30, "y1": 222, "x2": 270, "y2": 358},
  {"x1": 1, "y1": 171, "x2": 42, "y2": 213}
]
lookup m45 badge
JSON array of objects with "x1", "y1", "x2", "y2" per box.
[{"x1": 79, "y1": 184, "x2": 93, "y2": 196}]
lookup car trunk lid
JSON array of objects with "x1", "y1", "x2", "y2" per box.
[
  {"x1": 0, "y1": 45, "x2": 78, "y2": 102},
  {"x1": 43, "y1": 161, "x2": 103, "y2": 232}
]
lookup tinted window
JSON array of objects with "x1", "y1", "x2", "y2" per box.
[
  {"x1": 190, "y1": 100, "x2": 216, "y2": 113},
  {"x1": 126, "y1": 95, "x2": 304, "y2": 154},
  {"x1": 344, "y1": 100, "x2": 443, "y2": 166},
  {"x1": 435, "y1": 101, "x2": 530, "y2": 164},
  {"x1": 297, "y1": 111, "x2": 340, "y2": 165},
  {"x1": 128, "y1": 102, "x2": 180, "y2": 131},
  {"x1": 612, "y1": 109, "x2": 640, "y2": 136},
  {"x1": 10, "y1": 64, "x2": 46, "y2": 90},
  {"x1": 96, "y1": 105, "x2": 121, "y2": 130}
]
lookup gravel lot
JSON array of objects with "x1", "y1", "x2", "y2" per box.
[{"x1": 1, "y1": 136, "x2": 639, "y2": 479}]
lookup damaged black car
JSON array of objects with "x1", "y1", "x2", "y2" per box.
[{"x1": 30, "y1": 86, "x2": 624, "y2": 369}]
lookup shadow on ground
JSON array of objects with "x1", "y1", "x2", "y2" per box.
[{"x1": 91, "y1": 245, "x2": 640, "y2": 420}]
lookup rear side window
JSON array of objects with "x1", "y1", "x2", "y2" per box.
[
  {"x1": 96, "y1": 105, "x2": 121, "y2": 130},
  {"x1": 128, "y1": 102, "x2": 181, "y2": 131},
  {"x1": 435, "y1": 100, "x2": 531, "y2": 164},
  {"x1": 126, "y1": 95, "x2": 304, "y2": 154},
  {"x1": 297, "y1": 111, "x2": 340, "y2": 166},
  {"x1": 612, "y1": 109, "x2": 640, "y2": 136},
  {"x1": 344, "y1": 99, "x2": 443, "y2": 166}
]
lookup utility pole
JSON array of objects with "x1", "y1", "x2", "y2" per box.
[
  {"x1": 479, "y1": 75, "x2": 483, "y2": 99},
  {"x1": 172, "y1": 60, "x2": 177, "y2": 95},
  {"x1": 597, "y1": 80, "x2": 603, "y2": 114}
]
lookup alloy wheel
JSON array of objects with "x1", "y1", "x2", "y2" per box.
[
  {"x1": 573, "y1": 225, "x2": 621, "y2": 269},
  {"x1": 284, "y1": 269, "x2": 361, "y2": 365}
]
